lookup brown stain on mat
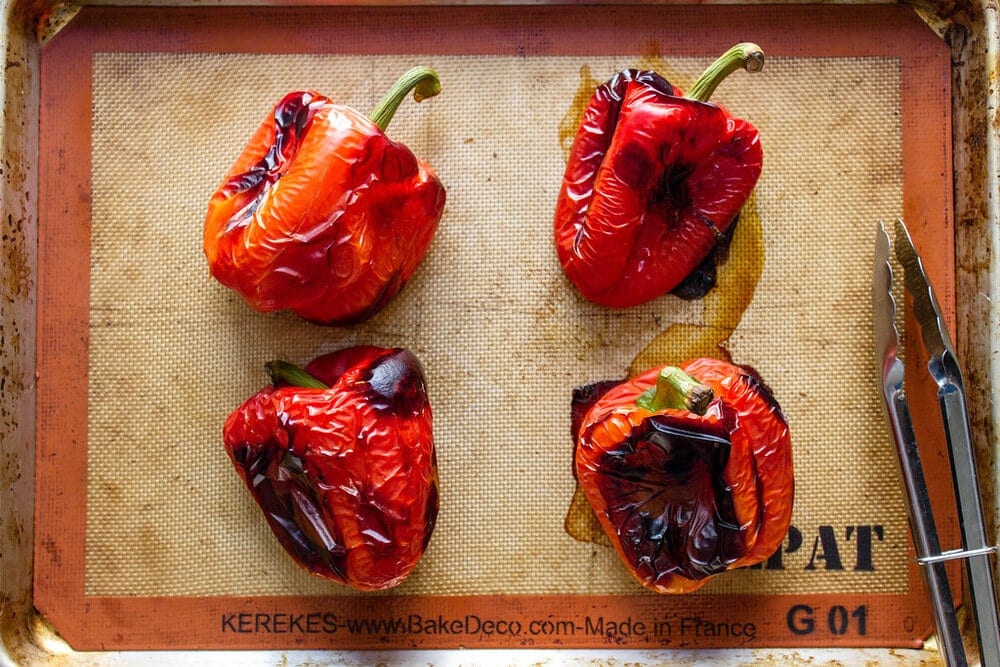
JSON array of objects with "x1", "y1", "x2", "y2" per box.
[
  {"x1": 564, "y1": 197, "x2": 765, "y2": 545},
  {"x1": 101, "y1": 480, "x2": 123, "y2": 501},
  {"x1": 40, "y1": 537, "x2": 62, "y2": 569},
  {"x1": 635, "y1": 49, "x2": 684, "y2": 90},
  {"x1": 557, "y1": 65, "x2": 601, "y2": 159},
  {"x1": 632, "y1": 195, "x2": 764, "y2": 374},
  {"x1": 557, "y1": 49, "x2": 689, "y2": 161},
  {"x1": 563, "y1": 481, "x2": 610, "y2": 546}
]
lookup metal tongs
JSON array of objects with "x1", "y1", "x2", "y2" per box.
[{"x1": 873, "y1": 219, "x2": 1000, "y2": 666}]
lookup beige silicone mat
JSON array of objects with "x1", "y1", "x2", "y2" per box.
[{"x1": 87, "y1": 52, "x2": 906, "y2": 598}]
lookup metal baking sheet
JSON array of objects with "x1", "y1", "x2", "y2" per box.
[{"x1": 3, "y1": 1, "x2": 997, "y2": 664}]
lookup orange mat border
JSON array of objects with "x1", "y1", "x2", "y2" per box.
[{"x1": 35, "y1": 4, "x2": 955, "y2": 651}]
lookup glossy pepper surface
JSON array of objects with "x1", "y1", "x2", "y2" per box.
[
  {"x1": 555, "y1": 45, "x2": 764, "y2": 307},
  {"x1": 204, "y1": 67, "x2": 446, "y2": 325},
  {"x1": 223, "y1": 346, "x2": 438, "y2": 591},
  {"x1": 574, "y1": 357, "x2": 792, "y2": 593}
]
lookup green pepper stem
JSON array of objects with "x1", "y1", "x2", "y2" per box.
[
  {"x1": 369, "y1": 66, "x2": 441, "y2": 132},
  {"x1": 685, "y1": 43, "x2": 764, "y2": 103},
  {"x1": 636, "y1": 367, "x2": 714, "y2": 415},
  {"x1": 266, "y1": 360, "x2": 328, "y2": 389}
]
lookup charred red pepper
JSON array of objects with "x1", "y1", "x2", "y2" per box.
[
  {"x1": 204, "y1": 67, "x2": 446, "y2": 325},
  {"x1": 223, "y1": 346, "x2": 438, "y2": 591},
  {"x1": 574, "y1": 357, "x2": 792, "y2": 593},
  {"x1": 555, "y1": 45, "x2": 764, "y2": 307}
]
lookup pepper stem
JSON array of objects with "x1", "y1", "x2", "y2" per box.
[
  {"x1": 685, "y1": 43, "x2": 764, "y2": 103},
  {"x1": 369, "y1": 66, "x2": 441, "y2": 132},
  {"x1": 266, "y1": 361, "x2": 328, "y2": 389},
  {"x1": 636, "y1": 367, "x2": 714, "y2": 415}
]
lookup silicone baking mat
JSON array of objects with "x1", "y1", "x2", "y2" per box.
[{"x1": 35, "y1": 4, "x2": 955, "y2": 651}]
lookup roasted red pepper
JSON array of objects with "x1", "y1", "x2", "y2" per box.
[
  {"x1": 204, "y1": 67, "x2": 446, "y2": 325},
  {"x1": 554, "y1": 45, "x2": 764, "y2": 307},
  {"x1": 223, "y1": 346, "x2": 438, "y2": 591},
  {"x1": 574, "y1": 357, "x2": 792, "y2": 593}
]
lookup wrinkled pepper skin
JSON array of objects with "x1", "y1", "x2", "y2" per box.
[
  {"x1": 574, "y1": 357, "x2": 792, "y2": 593},
  {"x1": 554, "y1": 66, "x2": 762, "y2": 308},
  {"x1": 223, "y1": 346, "x2": 438, "y2": 591},
  {"x1": 204, "y1": 86, "x2": 445, "y2": 325}
]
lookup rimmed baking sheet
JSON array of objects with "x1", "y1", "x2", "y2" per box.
[{"x1": 34, "y1": 4, "x2": 956, "y2": 651}]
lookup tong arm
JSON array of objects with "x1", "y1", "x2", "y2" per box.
[
  {"x1": 880, "y1": 369, "x2": 966, "y2": 667},
  {"x1": 935, "y1": 362, "x2": 1000, "y2": 664}
]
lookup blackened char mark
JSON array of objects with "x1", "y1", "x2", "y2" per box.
[
  {"x1": 571, "y1": 380, "x2": 623, "y2": 442},
  {"x1": 230, "y1": 441, "x2": 348, "y2": 582},
  {"x1": 595, "y1": 412, "x2": 747, "y2": 581},
  {"x1": 596, "y1": 69, "x2": 680, "y2": 128},
  {"x1": 652, "y1": 161, "x2": 695, "y2": 214},
  {"x1": 223, "y1": 92, "x2": 322, "y2": 198},
  {"x1": 301, "y1": 346, "x2": 385, "y2": 388},
  {"x1": 671, "y1": 214, "x2": 739, "y2": 300},
  {"x1": 421, "y1": 474, "x2": 440, "y2": 552},
  {"x1": 362, "y1": 348, "x2": 428, "y2": 416}
]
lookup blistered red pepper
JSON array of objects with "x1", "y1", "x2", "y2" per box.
[
  {"x1": 554, "y1": 45, "x2": 764, "y2": 307},
  {"x1": 204, "y1": 67, "x2": 446, "y2": 325},
  {"x1": 574, "y1": 357, "x2": 792, "y2": 593},
  {"x1": 223, "y1": 346, "x2": 438, "y2": 591}
]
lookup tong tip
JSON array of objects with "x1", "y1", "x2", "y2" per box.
[
  {"x1": 873, "y1": 221, "x2": 901, "y2": 378},
  {"x1": 893, "y1": 218, "x2": 952, "y2": 359}
]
